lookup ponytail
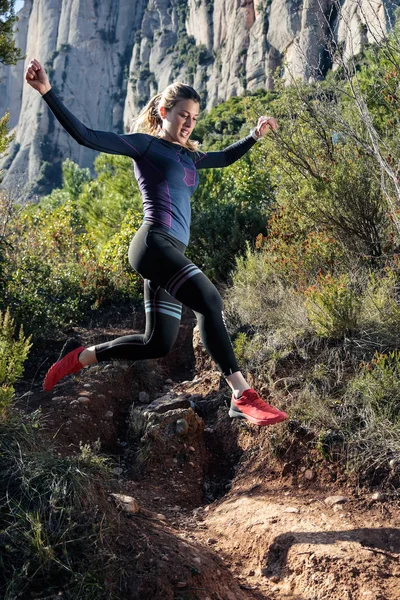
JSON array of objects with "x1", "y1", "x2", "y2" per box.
[{"x1": 131, "y1": 93, "x2": 163, "y2": 135}]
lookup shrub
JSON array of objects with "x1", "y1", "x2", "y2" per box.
[
  {"x1": 339, "y1": 352, "x2": 400, "y2": 480},
  {"x1": 256, "y1": 209, "x2": 348, "y2": 289},
  {"x1": 0, "y1": 416, "x2": 112, "y2": 599},
  {"x1": 98, "y1": 208, "x2": 144, "y2": 298},
  {"x1": 3, "y1": 201, "x2": 141, "y2": 337},
  {"x1": 189, "y1": 145, "x2": 274, "y2": 281},
  {"x1": 359, "y1": 266, "x2": 400, "y2": 349},
  {"x1": 226, "y1": 245, "x2": 308, "y2": 334},
  {"x1": 304, "y1": 273, "x2": 361, "y2": 338},
  {"x1": 0, "y1": 309, "x2": 31, "y2": 413}
]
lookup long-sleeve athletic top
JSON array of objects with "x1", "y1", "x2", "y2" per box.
[{"x1": 42, "y1": 89, "x2": 257, "y2": 245}]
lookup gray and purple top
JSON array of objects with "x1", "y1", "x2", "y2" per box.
[{"x1": 42, "y1": 89, "x2": 257, "y2": 245}]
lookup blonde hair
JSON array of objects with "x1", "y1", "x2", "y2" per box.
[{"x1": 131, "y1": 82, "x2": 201, "y2": 151}]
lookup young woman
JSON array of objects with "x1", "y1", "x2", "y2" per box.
[{"x1": 25, "y1": 58, "x2": 287, "y2": 427}]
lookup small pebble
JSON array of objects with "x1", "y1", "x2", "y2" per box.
[
  {"x1": 324, "y1": 495, "x2": 348, "y2": 506},
  {"x1": 176, "y1": 582, "x2": 187, "y2": 589},
  {"x1": 78, "y1": 396, "x2": 91, "y2": 405},
  {"x1": 370, "y1": 491, "x2": 385, "y2": 502}
]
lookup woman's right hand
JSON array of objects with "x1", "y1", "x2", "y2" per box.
[{"x1": 25, "y1": 58, "x2": 51, "y2": 95}]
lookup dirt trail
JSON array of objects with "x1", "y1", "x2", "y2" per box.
[{"x1": 15, "y1": 320, "x2": 400, "y2": 600}]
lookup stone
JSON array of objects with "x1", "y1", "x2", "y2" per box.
[
  {"x1": 104, "y1": 411, "x2": 114, "y2": 419},
  {"x1": 370, "y1": 491, "x2": 385, "y2": 502},
  {"x1": 78, "y1": 396, "x2": 91, "y2": 405},
  {"x1": 138, "y1": 391, "x2": 150, "y2": 404},
  {"x1": 165, "y1": 378, "x2": 174, "y2": 384},
  {"x1": 324, "y1": 495, "x2": 349, "y2": 506},
  {"x1": 283, "y1": 507, "x2": 299, "y2": 513},
  {"x1": 175, "y1": 418, "x2": 189, "y2": 436},
  {"x1": 176, "y1": 582, "x2": 187, "y2": 589},
  {"x1": 52, "y1": 396, "x2": 66, "y2": 401},
  {"x1": 111, "y1": 493, "x2": 139, "y2": 514},
  {"x1": 145, "y1": 395, "x2": 190, "y2": 414},
  {"x1": 188, "y1": 394, "x2": 202, "y2": 403},
  {"x1": 304, "y1": 469, "x2": 315, "y2": 480}
]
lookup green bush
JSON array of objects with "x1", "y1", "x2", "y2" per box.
[
  {"x1": 359, "y1": 267, "x2": 400, "y2": 349},
  {"x1": 0, "y1": 308, "x2": 31, "y2": 413},
  {"x1": 304, "y1": 273, "x2": 361, "y2": 338},
  {"x1": 98, "y1": 208, "x2": 144, "y2": 298},
  {"x1": 188, "y1": 145, "x2": 274, "y2": 280},
  {"x1": 0, "y1": 416, "x2": 112, "y2": 599},
  {"x1": 3, "y1": 201, "x2": 140, "y2": 337}
]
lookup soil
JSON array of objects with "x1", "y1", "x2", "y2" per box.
[{"x1": 14, "y1": 312, "x2": 400, "y2": 600}]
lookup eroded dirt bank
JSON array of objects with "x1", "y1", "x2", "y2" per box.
[{"x1": 15, "y1": 320, "x2": 400, "y2": 599}]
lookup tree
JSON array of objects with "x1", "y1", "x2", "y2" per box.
[{"x1": 0, "y1": 0, "x2": 24, "y2": 66}]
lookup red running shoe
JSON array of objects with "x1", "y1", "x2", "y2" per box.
[
  {"x1": 229, "y1": 388, "x2": 288, "y2": 426},
  {"x1": 43, "y1": 340, "x2": 85, "y2": 391}
]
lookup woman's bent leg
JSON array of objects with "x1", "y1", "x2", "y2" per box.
[{"x1": 94, "y1": 280, "x2": 182, "y2": 362}]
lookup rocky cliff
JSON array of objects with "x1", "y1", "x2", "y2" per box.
[{"x1": 0, "y1": 0, "x2": 395, "y2": 198}]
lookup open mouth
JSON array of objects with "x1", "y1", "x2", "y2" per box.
[{"x1": 181, "y1": 129, "x2": 190, "y2": 137}]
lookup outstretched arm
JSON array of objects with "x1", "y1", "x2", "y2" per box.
[
  {"x1": 25, "y1": 58, "x2": 142, "y2": 158},
  {"x1": 194, "y1": 116, "x2": 278, "y2": 169}
]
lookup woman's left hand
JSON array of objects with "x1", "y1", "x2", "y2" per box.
[{"x1": 255, "y1": 116, "x2": 278, "y2": 138}]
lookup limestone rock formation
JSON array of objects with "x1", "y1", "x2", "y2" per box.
[{"x1": 0, "y1": 0, "x2": 395, "y2": 198}]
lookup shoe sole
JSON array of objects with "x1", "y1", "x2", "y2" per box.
[{"x1": 229, "y1": 407, "x2": 288, "y2": 426}]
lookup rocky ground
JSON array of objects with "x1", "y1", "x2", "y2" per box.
[{"x1": 14, "y1": 314, "x2": 400, "y2": 600}]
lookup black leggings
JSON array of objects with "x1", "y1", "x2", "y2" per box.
[{"x1": 94, "y1": 223, "x2": 239, "y2": 376}]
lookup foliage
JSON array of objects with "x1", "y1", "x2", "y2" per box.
[
  {"x1": 0, "y1": 0, "x2": 24, "y2": 65},
  {"x1": 0, "y1": 110, "x2": 14, "y2": 158},
  {"x1": 0, "y1": 414, "x2": 113, "y2": 599},
  {"x1": 0, "y1": 308, "x2": 31, "y2": 413},
  {"x1": 359, "y1": 265, "x2": 400, "y2": 349},
  {"x1": 188, "y1": 145, "x2": 274, "y2": 279},
  {"x1": 350, "y1": 351, "x2": 400, "y2": 422},
  {"x1": 98, "y1": 207, "x2": 144, "y2": 297},
  {"x1": 256, "y1": 210, "x2": 348, "y2": 289},
  {"x1": 74, "y1": 153, "x2": 142, "y2": 247},
  {"x1": 304, "y1": 273, "x2": 361, "y2": 338},
  {"x1": 2, "y1": 200, "x2": 140, "y2": 337},
  {"x1": 251, "y1": 78, "x2": 392, "y2": 262},
  {"x1": 40, "y1": 158, "x2": 91, "y2": 210}
]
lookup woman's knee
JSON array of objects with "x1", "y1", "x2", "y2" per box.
[{"x1": 143, "y1": 334, "x2": 176, "y2": 358}]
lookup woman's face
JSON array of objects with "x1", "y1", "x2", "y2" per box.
[{"x1": 159, "y1": 99, "x2": 199, "y2": 145}]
